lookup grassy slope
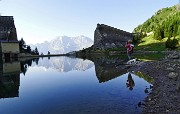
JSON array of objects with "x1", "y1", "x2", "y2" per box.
[
  {"x1": 133, "y1": 5, "x2": 180, "y2": 51},
  {"x1": 135, "y1": 34, "x2": 180, "y2": 51}
]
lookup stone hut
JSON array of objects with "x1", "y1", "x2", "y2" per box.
[
  {"x1": 0, "y1": 16, "x2": 20, "y2": 62},
  {"x1": 94, "y1": 24, "x2": 133, "y2": 50}
]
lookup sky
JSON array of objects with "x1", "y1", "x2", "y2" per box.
[{"x1": 0, "y1": 0, "x2": 178, "y2": 44}]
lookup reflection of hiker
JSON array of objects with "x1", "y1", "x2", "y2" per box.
[
  {"x1": 126, "y1": 73, "x2": 135, "y2": 90},
  {"x1": 125, "y1": 40, "x2": 134, "y2": 60}
]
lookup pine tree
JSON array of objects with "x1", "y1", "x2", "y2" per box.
[
  {"x1": 26, "y1": 45, "x2": 31, "y2": 53},
  {"x1": 154, "y1": 25, "x2": 164, "y2": 40},
  {"x1": 19, "y1": 38, "x2": 26, "y2": 52},
  {"x1": 34, "y1": 47, "x2": 39, "y2": 55}
]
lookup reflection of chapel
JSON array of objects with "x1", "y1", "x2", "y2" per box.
[{"x1": 0, "y1": 16, "x2": 20, "y2": 62}]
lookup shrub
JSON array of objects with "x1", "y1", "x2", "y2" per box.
[{"x1": 165, "y1": 38, "x2": 179, "y2": 49}]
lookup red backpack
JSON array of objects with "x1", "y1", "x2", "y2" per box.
[{"x1": 129, "y1": 44, "x2": 134, "y2": 53}]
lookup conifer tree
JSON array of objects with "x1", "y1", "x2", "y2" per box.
[{"x1": 34, "y1": 47, "x2": 39, "y2": 55}]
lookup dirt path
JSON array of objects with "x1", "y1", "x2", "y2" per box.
[{"x1": 131, "y1": 51, "x2": 180, "y2": 113}]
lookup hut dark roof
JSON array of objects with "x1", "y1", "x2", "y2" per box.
[{"x1": 0, "y1": 16, "x2": 17, "y2": 41}]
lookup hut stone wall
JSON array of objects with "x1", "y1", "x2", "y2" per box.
[{"x1": 94, "y1": 24, "x2": 133, "y2": 50}]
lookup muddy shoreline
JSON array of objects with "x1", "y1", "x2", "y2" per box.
[{"x1": 131, "y1": 51, "x2": 180, "y2": 113}]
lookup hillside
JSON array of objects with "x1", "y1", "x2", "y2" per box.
[
  {"x1": 133, "y1": 5, "x2": 178, "y2": 33},
  {"x1": 133, "y1": 4, "x2": 180, "y2": 50}
]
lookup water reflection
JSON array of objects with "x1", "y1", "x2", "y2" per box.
[
  {"x1": 0, "y1": 62, "x2": 20, "y2": 98},
  {"x1": 33, "y1": 57, "x2": 94, "y2": 72},
  {"x1": 93, "y1": 57, "x2": 129, "y2": 83},
  {"x1": 36, "y1": 56, "x2": 129, "y2": 83},
  {"x1": 20, "y1": 58, "x2": 40, "y2": 75},
  {"x1": 0, "y1": 56, "x2": 153, "y2": 96},
  {"x1": 0, "y1": 57, "x2": 40, "y2": 99},
  {"x1": 0, "y1": 57, "x2": 94, "y2": 99},
  {"x1": 76, "y1": 54, "x2": 153, "y2": 84},
  {"x1": 135, "y1": 71, "x2": 153, "y2": 83},
  {"x1": 126, "y1": 73, "x2": 135, "y2": 90},
  {"x1": 0, "y1": 56, "x2": 153, "y2": 114}
]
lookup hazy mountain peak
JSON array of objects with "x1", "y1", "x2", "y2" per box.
[{"x1": 30, "y1": 35, "x2": 93, "y2": 54}]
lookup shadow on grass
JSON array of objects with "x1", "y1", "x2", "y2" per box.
[
  {"x1": 133, "y1": 53, "x2": 165, "y2": 61},
  {"x1": 135, "y1": 42, "x2": 166, "y2": 51}
]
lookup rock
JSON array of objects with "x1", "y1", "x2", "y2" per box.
[
  {"x1": 176, "y1": 84, "x2": 180, "y2": 92},
  {"x1": 138, "y1": 102, "x2": 141, "y2": 107},
  {"x1": 166, "y1": 67, "x2": 175, "y2": 71},
  {"x1": 167, "y1": 52, "x2": 179, "y2": 59},
  {"x1": 168, "y1": 72, "x2": 178, "y2": 79},
  {"x1": 171, "y1": 55, "x2": 179, "y2": 59},
  {"x1": 144, "y1": 88, "x2": 149, "y2": 93},
  {"x1": 150, "y1": 85, "x2": 153, "y2": 89},
  {"x1": 93, "y1": 24, "x2": 133, "y2": 50}
]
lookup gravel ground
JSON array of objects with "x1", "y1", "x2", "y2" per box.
[{"x1": 131, "y1": 51, "x2": 180, "y2": 114}]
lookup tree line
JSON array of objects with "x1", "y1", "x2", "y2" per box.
[
  {"x1": 153, "y1": 12, "x2": 180, "y2": 40},
  {"x1": 133, "y1": 6, "x2": 179, "y2": 49},
  {"x1": 19, "y1": 38, "x2": 39, "y2": 55}
]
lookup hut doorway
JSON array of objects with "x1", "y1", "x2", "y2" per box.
[{"x1": 4, "y1": 53, "x2": 11, "y2": 62}]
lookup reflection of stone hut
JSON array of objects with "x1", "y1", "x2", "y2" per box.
[
  {"x1": 95, "y1": 65, "x2": 127, "y2": 83},
  {"x1": 0, "y1": 16, "x2": 20, "y2": 62},
  {"x1": 0, "y1": 62, "x2": 20, "y2": 98},
  {"x1": 94, "y1": 24, "x2": 133, "y2": 50},
  {"x1": 3, "y1": 62, "x2": 21, "y2": 74},
  {"x1": 93, "y1": 57, "x2": 129, "y2": 83}
]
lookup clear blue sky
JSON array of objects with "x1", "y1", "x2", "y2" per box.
[{"x1": 0, "y1": 0, "x2": 178, "y2": 44}]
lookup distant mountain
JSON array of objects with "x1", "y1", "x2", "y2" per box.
[{"x1": 30, "y1": 35, "x2": 93, "y2": 54}]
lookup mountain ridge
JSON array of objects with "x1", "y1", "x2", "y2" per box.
[{"x1": 30, "y1": 35, "x2": 93, "y2": 54}]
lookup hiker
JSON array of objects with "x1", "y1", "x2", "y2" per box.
[{"x1": 125, "y1": 40, "x2": 134, "y2": 60}]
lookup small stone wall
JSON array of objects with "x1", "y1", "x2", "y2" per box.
[{"x1": 94, "y1": 24, "x2": 133, "y2": 50}]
